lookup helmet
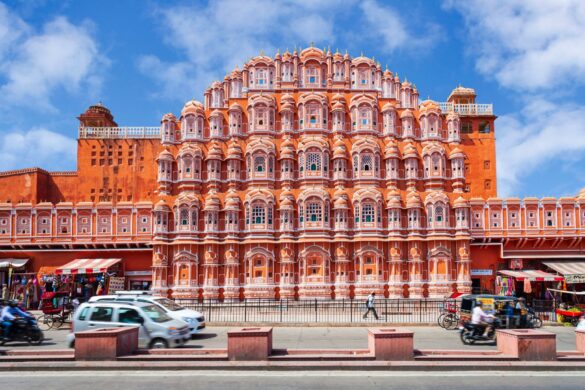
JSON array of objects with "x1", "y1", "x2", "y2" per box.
[
  {"x1": 8, "y1": 300, "x2": 18, "y2": 307},
  {"x1": 476, "y1": 301, "x2": 483, "y2": 307}
]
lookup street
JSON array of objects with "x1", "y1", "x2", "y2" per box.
[
  {"x1": 2, "y1": 325, "x2": 579, "y2": 351},
  {"x1": 1, "y1": 370, "x2": 585, "y2": 389}
]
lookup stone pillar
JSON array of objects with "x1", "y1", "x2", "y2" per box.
[
  {"x1": 227, "y1": 327, "x2": 273, "y2": 361},
  {"x1": 75, "y1": 327, "x2": 139, "y2": 361},
  {"x1": 368, "y1": 328, "x2": 414, "y2": 360},
  {"x1": 496, "y1": 329, "x2": 557, "y2": 361},
  {"x1": 576, "y1": 329, "x2": 585, "y2": 354}
]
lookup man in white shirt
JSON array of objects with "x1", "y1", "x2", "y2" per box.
[
  {"x1": 363, "y1": 292, "x2": 379, "y2": 320},
  {"x1": 471, "y1": 301, "x2": 494, "y2": 337}
]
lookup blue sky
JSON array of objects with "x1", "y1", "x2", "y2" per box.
[{"x1": 1, "y1": 0, "x2": 585, "y2": 198}]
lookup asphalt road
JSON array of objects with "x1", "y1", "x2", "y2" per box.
[
  {"x1": 2, "y1": 370, "x2": 585, "y2": 389},
  {"x1": 2, "y1": 325, "x2": 579, "y2": 351}
]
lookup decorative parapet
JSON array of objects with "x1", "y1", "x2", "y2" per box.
[{"x1": 78, "y1": 126, "x2": 161, "y2": 139}]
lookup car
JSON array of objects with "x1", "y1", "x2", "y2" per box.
[
  {"x1": 88, "y1": 291, "x2": 205, "y2": 335},
  {"x1": 68, "y1": 301, "x2": 190, "y2": 349}
]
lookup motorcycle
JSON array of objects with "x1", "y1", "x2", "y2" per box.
[
  {"x1": 526, "y1": 308, "x2": 543, "y2": 328},
  {"x1": 0, "y1": 317, "x2": 44, "y2": 346},
  {"x1": 460, "y1": 317, "x2": 501, "y2": 345}
]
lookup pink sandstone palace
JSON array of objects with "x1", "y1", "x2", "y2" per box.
[{"x1": 1, "y1": 47, "x2": 583, "y2": 300}]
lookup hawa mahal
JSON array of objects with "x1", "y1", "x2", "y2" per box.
[{"x1": 1, "y1": 47, "x2": 584, "y2": 300}]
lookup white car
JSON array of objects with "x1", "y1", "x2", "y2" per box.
[
  {"x1": 68, "y1": 301, "x2": 190, "y2": 349},
  {"x1": 89, "y1": 292, "x2": 205, "y2": 336}
]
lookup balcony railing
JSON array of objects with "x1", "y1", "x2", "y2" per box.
[
  {"x1": 79, "y1": 127, "x2": 161, "y2": 139},
  {"x1": 438, "y1": 103, "x2": 493, "y2": 116}
]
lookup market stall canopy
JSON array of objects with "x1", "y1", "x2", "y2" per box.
[
  {"x1": 55, "y1": 258, "x2": 122, "y2": 275},
  {"x1": 0, "y1": 258, "x2": 29, "y2": 268},
  {"x1": 543, "y1": 262, "x2": 585, "y2": 284},
  {"x1": 498, "y1": 269, "x2": 563, "y2": 282}
]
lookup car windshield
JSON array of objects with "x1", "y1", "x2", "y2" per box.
[
  {"x1": 154, "y1": 298, "x2": 184, "y2": 312},
  {"x1": 142, "y1": 304, "x2": 172, "y2": 323}
]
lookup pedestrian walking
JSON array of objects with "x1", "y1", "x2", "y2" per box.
[{"x1": 363, "y1": 292, "x2": 379, "y2": 320}]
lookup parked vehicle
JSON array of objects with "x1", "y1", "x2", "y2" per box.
[
  {"x1": 0, "y1": 317, "x2": 43, "y2": 346},
  {"x1": 67, "y1": 301, "x2": 190, "y2": 349},
  {"x1": 89, "y1": 291, "x2": 205, "y2": 335}
]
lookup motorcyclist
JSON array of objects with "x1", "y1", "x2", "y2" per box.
[
  {"x1": 471, "y1": 301, "x2": 495, "y2": 337},
  {"x1": 1, "y1": 300, "x2": 32, "y2": 340}
]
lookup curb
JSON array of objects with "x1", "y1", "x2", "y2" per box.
[{"x1": 2, "y1": 360, "x2": 585, "y2": 372}]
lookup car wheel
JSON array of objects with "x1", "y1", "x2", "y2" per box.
[{"x1": 149, "y1": 338, "x2": 169, "y2": 349}]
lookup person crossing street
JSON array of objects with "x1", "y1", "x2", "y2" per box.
[{"x1": 363, "y1": 292, "x2": 379, "y2": 320}]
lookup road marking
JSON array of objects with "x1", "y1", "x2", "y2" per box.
[{"x1": 4, "y1": 371, "x2": 585, "y2": 378}]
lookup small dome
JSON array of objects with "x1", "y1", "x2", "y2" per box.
[
  {"x1": 381, "y1": 102, "x2": 395, "y2": 113},
  {"x1": 211, "y1": 81, "x2": 222, "y2": 89},
  {"x1": 406, "y1": 191, "x2": 422, "y2": 208},
  {"x1": 157, "y1": 149, "x2": 173, "y2": 160},
  {"x1": 386, "y1": 190, "x2": 402, "y2": 208},
  {"x1": 281, "y1": 93, "x2": 295, "y2": 104},
  {"x1": 402, "y1": 143, "x2": 418, "y2": 158},
  {"x1": 204, "y1": 193, "x2": 221, "y2": 210},
  {"x1": 383, "y1": 68, "x2": 393, "y2": 78},
  {"x1": 227, "y1": 141, "x2": 243, "y2": 159},
  {"x1": 154, "y1": 199, "x2": 170, "y2": 211},
  {"x1": 578, "y1": 188, "x2": 585, "y2": 199},
  {"x1": 400, "y1": 109, "x2": 414, "y2": 119},
  {"x1": 228, "y1": 102, "x2": 243, "y2": 112},
  {"x1": 401, "y1": 80, "x2": 412, "y2": 88},
  {"x1": 384, "y1": 142, "x2": 400, "y2": 158},
  {"x1": 162, "y1": 113, "x2": 176, "y2": 122},
  {"x1": 333, "y1": 140, "x2": 347, "y2": 159},
  {"x1": 181, "y1": 100, "x2": 204, "y2": 116},
  {"x1": 453, "y1": 196, "x2": 469, "y2": 207},
  {"x1": 334, "y1": 197, "x2": 349, "y2": 209},
  {"x1": 280, "y1": 197, "x2": 294, "y2": 209},
  {"x1": 224, "y1": 191, "x2": 240, "y2": 209},
  {"x1": 449, "y1": 147, "x2": 465, "y2": 159},
  {"x1": 332, "y1": 93, "x2": 345, "y2": 103},
  {"x1": 332, "y1": 101, "x2": 345, "y2": 112},
  {"x1": 206, "y1": 142, "x2": 223, "y2": 160}
]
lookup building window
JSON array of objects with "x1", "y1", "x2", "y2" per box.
[
  {"x1": 362, "y1": 204, "x2": 375, "y2": 223},
  {"x1": 306, "y1": 202, "x2": 322, "y2": 222},
  {"x1": 461, "y1": 122, "x2": 472, "y2": 134},
  {"x1": 252, "y1": 205, "x2": 266, "y2": 224},
  {"x1": 484, "y1": 160, "x2": 490, "y2": 169},
  {"x1": 306, "y1": 153, "x2": 321, "y2": 171},
  {"x1": 478, "y1": 122, "x2": 490, "y2": 133},
  {"x1": 485, "y1": 180, "x2": 491, "y2": 190}
]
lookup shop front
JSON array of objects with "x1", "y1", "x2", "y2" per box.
[
  {"x1": 0, "y1": 258, "x2": 33, "y2": 305},
  {"x1": 496, "y1": 269, "x2": 564, "y2": 299}
]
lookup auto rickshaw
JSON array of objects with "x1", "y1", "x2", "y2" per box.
[{"x1": 459, "y1": 294, "x2": 525, "y2": 329}]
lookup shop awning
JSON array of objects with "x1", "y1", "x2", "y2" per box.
[
  {"x1": 0, "y1": 258, "x2": 29, "y2": 268},
  {"x1": 55, "y1": 258, "x2": 122, "y2": 275},
  {"x1": 498, "y1": 269, "x2": 563, "y2": 282},
  {"x1": 543, "y1": 262, "x2": 585, "y2": 284}
]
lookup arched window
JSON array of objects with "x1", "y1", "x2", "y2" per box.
[
  {"x1": 362, "y1": 203, "x2": 375, "y2": 223},
  {"x1": 252, "y1": 205, "x2": 266, "y2": 224},
  {"x1": 180, "y1": 209, "x2": 189, "y2": 226},
  {"x1": 361, "y1": 154, "x2": 372, "y2": 171},
  {"x1": 254, "y1": 156, "x2": 265, "y2": 172},
  {"x1": 306, "y1": 202, "x2": 322, "y2": 222},
  {"x1": 435, "y1": 206, "x2": 444, "y2": 223},
  {"x1": 306, "y1": 152, "x2": 321, "y2": 171}
]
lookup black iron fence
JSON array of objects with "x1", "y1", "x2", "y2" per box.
[
  {"x1": 176, "y1": 298, "x2": 559, "y2": 324},
  {"x1": 178, "y1": 298, "x2": 448, "y2": 324}
]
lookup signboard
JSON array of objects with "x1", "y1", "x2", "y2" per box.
[
  {"x1": 108, "y1": 276, "x2": 126, "y2": 293},
  {"x1": 125, "y1": 271, "x2": 152, "y2": 276},
  {"x1": 566, "y1": 274, "x2": 585, "y2": 284},
  {"x1": 471, "y1": 269, "x2": 493, "y2": 276},
  {"x1": 509, "y1": 259, "x2": 523, "y2": 270},
  {"x1": 476, "y1": 297, "x2": 495, "y2": 311}
]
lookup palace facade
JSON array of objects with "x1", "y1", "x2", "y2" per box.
[{"x1": 1, "y1": 47, "x2": 584, "y2": 300}]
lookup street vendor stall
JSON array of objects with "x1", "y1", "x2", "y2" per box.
[
  {"x1": 547, "y1": 288, "x2": 585, "y2": 326},
  {"x1": 38, "y1": 258, "x2": 123, "y2": 305}
]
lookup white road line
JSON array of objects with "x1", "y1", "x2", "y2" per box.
[{"x1": 4, "y1": 371, "x2": 585, "y2": 378}]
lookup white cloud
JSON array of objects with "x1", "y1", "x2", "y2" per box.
[
  {"x1": 141, "y1": 0, "x2": 432, "y2": 100},
  {"x1": 0, "y1": 128, "x2": 76, "y2": 171},
  {"x1": 0, "y1": 6, "x2": 107, "y2": 111},
  {"x1": 446, "y1": 0, "x2": 585, "y2": 91},
  {"x1": 360, "y1": 0, "x2": 440, "y2": 53},
  {"x1": 497, "y1": 99, "x2": 585, "y2": 196}
]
